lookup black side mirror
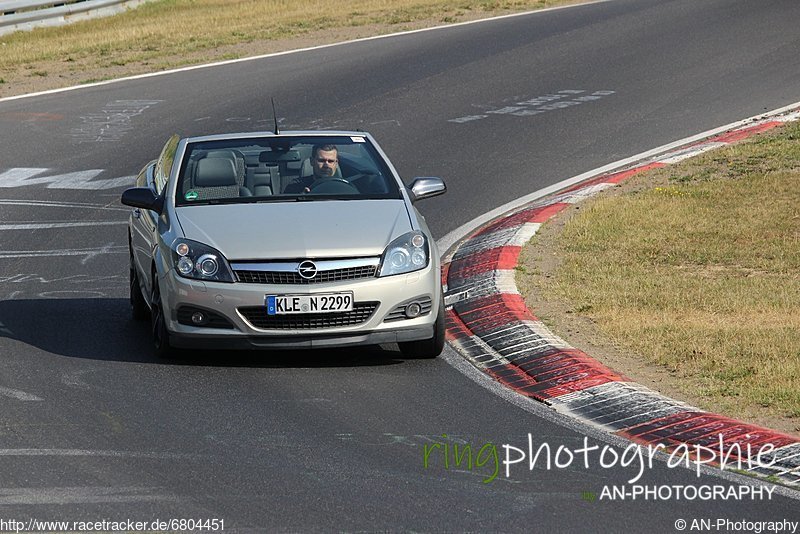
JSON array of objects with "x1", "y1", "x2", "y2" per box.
[
  {"x1": 408, "y1": 177, "x2": 446, "y2": 203},
  {"x1": 121, "y1": 187, "x2": 164, "y2": 214}
]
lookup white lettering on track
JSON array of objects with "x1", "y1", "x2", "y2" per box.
[
  {"x1": 0, "y1": 168, "x2": 133, "y2": 190},
  {"x1": 449, "y1": 90, "x2": 615, "y2": 124}
]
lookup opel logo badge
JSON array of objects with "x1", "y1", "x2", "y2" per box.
[{"x1": 298, "y1": 260, "x2": 318, "y2": 280}]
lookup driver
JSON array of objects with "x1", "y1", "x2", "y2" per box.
[
  {"x1": 310, "y1": 144, "x2": 339, "y2": 181},
  {"x1": 284, "y1": 144, "x2": 341, "y2": 193}
]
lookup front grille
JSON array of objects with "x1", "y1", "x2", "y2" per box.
[
  {"x1": 235, "y1": 265, "x2": 377, "y2": 285},
  {"x1": 384, "y1": 296, "x2": 433, "y2": 322},
  {"x1": 238, "y1": 302, "x2": 379, "y2": 330}
]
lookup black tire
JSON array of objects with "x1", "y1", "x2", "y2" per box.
[
  {"x1": 150, "y1": 276, "x2": 172, "y2": 358},
  {"x1": 399, "y1": 295, "x2": 445, "y2": 359},
  {"x1": 129, "y1": 247, "x2": 149, "y2": 321}
]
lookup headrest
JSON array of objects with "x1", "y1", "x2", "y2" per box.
[
  {"x1": 195, "y1": 158, "x2": 238, "y2": 187},
  {"x1": 250, "y1": 167, "x2": 275, "y2": 186},
  {"x1": 260, "y1": 149, "x2": 301, "y2": 163},
  {"x1": 300, "y1": 158, "x2": 313, "y2": 178},
  {"x1": 206, "y1": 150, "x2": 237, "y2": 160}
]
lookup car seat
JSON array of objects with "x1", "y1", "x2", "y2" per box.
[
  {"x1": 259, "y1": 149, "x2": 309, "y2": 193},
  {"x1": 245, "y1": 163, "x2": 281, "y2": 196},
  {"x1": 191, "y1": 157, "x2": 251, "y2": 200},
  {"x1": 206, "y1": 149, "x2": 246, "y2": 188}
]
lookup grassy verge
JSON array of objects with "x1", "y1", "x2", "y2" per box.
[
  {"x1": 0, "y1": 0, "x2": 583, "y2": 97},
  {"x1": 517, "y1": 121, "x2": 800, "y2": 435}
]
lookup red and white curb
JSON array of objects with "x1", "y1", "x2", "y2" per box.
[{"x1": 442, "y1": 105, "x2": 800, "y2": 486}]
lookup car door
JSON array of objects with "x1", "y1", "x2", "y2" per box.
[{"x1": 131, "y1": 135, "x2": 179, "y2": 298}]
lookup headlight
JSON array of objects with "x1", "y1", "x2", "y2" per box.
[
  {"x1": 379, "y1": 231, "x2": 429, "y2": 277},
  {"x1": 171, "y1": 239, "x2": 234, "y2": 283}
]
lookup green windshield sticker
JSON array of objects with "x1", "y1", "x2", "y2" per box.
[{"x1": 185, "y1": 190, "x2": 199, "y2": 201}]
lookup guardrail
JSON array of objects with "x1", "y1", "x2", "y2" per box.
[{"x1": 0, "y1": 0, "x2": 150, "y2": 35}]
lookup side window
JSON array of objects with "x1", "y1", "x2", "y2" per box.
[{"x1": 153, "y1": 134, "x2": 180, "y2": 195}]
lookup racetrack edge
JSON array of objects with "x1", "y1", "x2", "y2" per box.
[{"x1": 438, "y1": 102, "x2": 800, "y2": 487}]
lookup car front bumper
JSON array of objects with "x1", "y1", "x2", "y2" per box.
[
  {"x1": 168, "y1": 325, "x2": 434, "y2": 350},
  {"x1": 158, "y1": 261, "x2": 440, "y2": 351}
]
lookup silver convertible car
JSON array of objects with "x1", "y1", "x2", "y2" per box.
[{"x1": 121, "y1": 131, "x2": 447, "y2": 358}]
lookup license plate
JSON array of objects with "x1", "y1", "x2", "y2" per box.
[{"x1": 265, "y1": 293, "x2": 354, "y2": 315}]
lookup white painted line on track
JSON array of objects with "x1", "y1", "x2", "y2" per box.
[
  {"x1": 0, "y1": 449, "x2": 191, "y2": 458},
  {"x1": 0, "y1": 486, "x2": 179, "y2": 505},
  {"x1": 0, "y1": 387, "x2": 43, "y2": 402},
  {"x1": 0, "y1": 221, "x2": 126, "y2": 230},
  {"x1": 0, "y1": 0, "x2": 611, "y2": 104},
  {"x1": 0, "y1": 199, "x2": 128, "y2": 211},
  {"x1": 0, "y1": 246, "x2": 126, "y2": 259},
  {"x1": 657, "y1": 142, "x2": 727, "y2": 164},
  {"x1": 774, "y1": 451, "x2": 800, "y2": 466},
  {"x1": 777, "y1": 111, "x2": 800, "y2": 123}
]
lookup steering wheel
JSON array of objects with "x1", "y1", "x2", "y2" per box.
[
  {"x1": 307, "y1": 178, "x2": 360, "y2": 194},
  {"x1": 349, "y1": 172, "x2": 386, "y2": 194}
]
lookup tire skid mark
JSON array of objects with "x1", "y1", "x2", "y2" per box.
[
  {"x1": 0, "y1": 486, "x2": 180, "y2": 505},
  {"x1": 0, "y1": 386, "x2": 43, "y2": 402}
]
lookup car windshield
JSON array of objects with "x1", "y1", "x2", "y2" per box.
[{"x1": 174, "y1": 135, "x2": 402, "y2": 206}]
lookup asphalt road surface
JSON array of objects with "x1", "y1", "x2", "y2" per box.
[{"x1": 0, "y1": 0, "x2": 799, "y2": 531}]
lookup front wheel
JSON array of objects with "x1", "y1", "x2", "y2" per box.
[
  {"x1": 150, "y1": 276, "x2": 172, "y2": 358},
  {"x1": 399, "y1": 295, "x2": 445, "y2": 359}
]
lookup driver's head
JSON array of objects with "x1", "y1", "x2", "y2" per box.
[{"x1": 311, "y1": 144, "x2": 338, "y2": 178}]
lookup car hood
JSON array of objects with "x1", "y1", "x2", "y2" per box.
[{"x1": 174, "y1": 199, "x2": 412, "y2": 259}]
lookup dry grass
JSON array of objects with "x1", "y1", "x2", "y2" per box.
[
  {"x1": 519, "y1": 121, "x2": 800, "y2": 428},
  {"x1": 0, "y1": 0, "x2": 582, "y2": 96}
]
